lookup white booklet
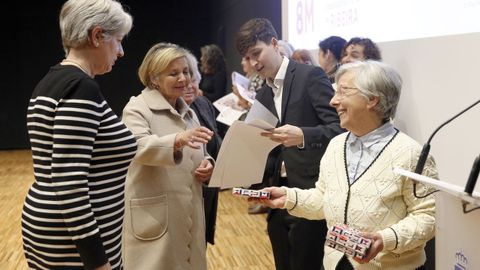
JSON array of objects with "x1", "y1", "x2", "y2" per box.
[
  {"x1": 244, "y1": 100, "x2": 278, "y2": 129},
  {"x1": 213, "y1": 93, "x2": 247, "y2": 126}
]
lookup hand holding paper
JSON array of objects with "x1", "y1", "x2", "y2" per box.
[
  {"x1": 232, "y1": 71, "x2": 255, "y2": 104},
  {"x1": 261, "y1": 124, "x2": 304, "y2": 147}
]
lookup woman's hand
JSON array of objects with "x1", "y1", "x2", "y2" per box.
[
  {"x1": 353, "y1": 232, "x2": 384, "y2": 264},
  {"x1": 175, "y1": 127, "x2": 213, "y2": 150},
  {"x1": 95, "y1": 262, "x2": 111, "y2": 270},
  {"x1": 195, "y1": 159, "x2": 213, "y2": 183},
  {"x1": 250, "y1": 187, "x2": 287, "y2": 209}
]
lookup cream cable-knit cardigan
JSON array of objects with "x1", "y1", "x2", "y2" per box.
[{"x1": 283, "y1": 131, "x2": 437, "y2": 270}]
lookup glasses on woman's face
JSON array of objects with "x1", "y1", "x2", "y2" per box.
[{"x1": 334, "y1": 85, "x2": 359, "y2": 99}]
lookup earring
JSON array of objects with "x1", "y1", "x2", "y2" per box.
[{"x1": 95, "y1": 42, "x2": 99, "y2": 47}]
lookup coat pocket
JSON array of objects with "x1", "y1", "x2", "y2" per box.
[{"x1": 130, "y1": 194, "x2": 168, "y2": 241}]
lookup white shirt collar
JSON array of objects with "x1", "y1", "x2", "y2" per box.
[
  {"x1": 347, "y1": 121, "x2": 396, "y2": 148},
  {"x1": 266, "y1": 57, "x2": 289, "y2": 91}
]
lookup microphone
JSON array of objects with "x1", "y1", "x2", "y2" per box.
[
  {"x1": 413, "y1": 98, "x2": 480, "y2": 198},
  {"x1": 464, "y1": 155, "x2": 480, "y2": 195},
  {"x1": 415, "y1": 98, "x2": 480, "y2": 175}
]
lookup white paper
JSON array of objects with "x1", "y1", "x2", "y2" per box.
[
  {"x1": 213, "y1": 93, "x2": 247, "y2": 126},
  {"x1": 244, "y1": 100, "x2": 278, "y2": 129},
  {"x1": 232, "y1": 71, "x2": 256, "y2": 104},
  {"x1": 208, "y1": 120, "x2": 281, "y2": 189},
  {"x1": 216, "y1": 108, "x2": 245, "y2": 126}
]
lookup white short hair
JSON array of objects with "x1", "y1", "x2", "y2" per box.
[
  {"x1": 336, "y1": 60, "x2": 402, "y2": 121},
  {"x1": 60, "y1": 0, "x2": 133, "y2": 55}
]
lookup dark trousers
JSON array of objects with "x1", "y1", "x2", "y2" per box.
[
  {"x1": 202, "y1": 186, "x2": 219, "y2": 244},
  {"x1": 268, "y1": 209, "x2": 327, "y2": 270}
]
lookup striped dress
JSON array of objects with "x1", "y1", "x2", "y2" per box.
[{"x1": 21, "y1": 64, "x2": 137, "y2": 270}]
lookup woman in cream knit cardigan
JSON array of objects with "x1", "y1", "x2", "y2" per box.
[{"x1": 259, "y1": 60, "x2": 437, "y2": 270}]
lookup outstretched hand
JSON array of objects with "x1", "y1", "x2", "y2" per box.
[
  {"x1": 249, "y1": 187, "x2": 287, "y2": 209},
  {"x1": 175, "y1": 127, "x2": 213, "y2": 150}
]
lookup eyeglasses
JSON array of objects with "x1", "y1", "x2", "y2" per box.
[{"x1": 334, "y1": 85, "x2": 359, "y2": 99}]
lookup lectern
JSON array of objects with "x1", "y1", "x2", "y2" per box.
[{"x1": 394, "y1": 168, "x2": 480, "y2": 270}]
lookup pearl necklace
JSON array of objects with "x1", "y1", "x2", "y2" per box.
[{"x1": 61, "y1": 59, "x2": 93, "y2": 77}]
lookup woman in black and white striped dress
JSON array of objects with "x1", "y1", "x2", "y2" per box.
[{"x1": 21, "y1": 1, "x2": 135, "y2": 269}]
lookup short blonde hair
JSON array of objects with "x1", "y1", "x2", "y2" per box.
[
  {"x1": 60, "y1": 0, "x2": 133, "y2": 55},
  {"x1": 138, "y1": 43, "x2": 188, "y2": 89}
]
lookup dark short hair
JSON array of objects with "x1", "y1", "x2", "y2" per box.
[
  {"x1": 235, "y1": 18, "x2": 278, "y2": 56},
  {"x1": 342, "y1": 37, "x2": 382, "y2": 61},
  {"x1": 318, "y1": 36, "x2": 347, "y2": 61}
]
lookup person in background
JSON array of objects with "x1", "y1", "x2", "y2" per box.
[
  {"x1": 257, "y1": 60, "x2": 437, "y2": 270},
  {"x1": 341, "y1": 37, "x2": 382, "y2": 64},
  {"x1": 122, "y1": 43, "x2": 214, "y2": 270},
  {"x1": 21, "y1": 0, "x2": 135, "y2": 269},
  {"x1": 291, "y1": 49, "x2": 316, "y2": 66},
  {"x1": 277, "y1": 39, "x2": 295, "y2": 58},
  {"x1": 199, "y1": 44, "x2": 229, "y2": 138},
  {"x1": 235, "y1": 18, "x2": 344, "y2": 270},
  {"x1": 199, "y1": 44, "x2": 228, "y2": 103},
  {"x1": 184, "y1": 49, "x2": 223, "y2": 245},
  {"x1": 318, "y1": 36, "x2": 347, "y2": 82}
]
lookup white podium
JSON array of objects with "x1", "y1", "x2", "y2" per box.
[{"x1": 394, "y1": 168, "x2": 480, "y2": 270}]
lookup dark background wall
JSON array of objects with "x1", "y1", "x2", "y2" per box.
[
  {"x1": 209, "y1": 0, "x2": 282, "y2": 88},
  {"x1": 1, "y1": 0, "x2": 281, "y2": 150}
]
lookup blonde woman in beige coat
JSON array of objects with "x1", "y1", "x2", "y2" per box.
[{"x1": 122, "y1": 43, "x2": 214, "y2": 270}]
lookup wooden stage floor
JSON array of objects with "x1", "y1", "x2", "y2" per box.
[{"x1": 0, "y1": 150, "x2": 275, "y2": 269}]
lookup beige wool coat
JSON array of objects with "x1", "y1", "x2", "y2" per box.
[{"x1": 121, "y1": 88, "x2": 209, "y2": 270}]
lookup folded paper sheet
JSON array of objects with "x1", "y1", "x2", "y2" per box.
[{"x1": 209, "y1": 101, "x2": 280, "y2": 188}]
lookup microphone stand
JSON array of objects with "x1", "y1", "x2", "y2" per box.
[
  {"x1": 414, "y1": 98, "x2": 480, "y2": 198},
  {"x1": 463, "y1": 155, "x2": 480, "y2": 213}
]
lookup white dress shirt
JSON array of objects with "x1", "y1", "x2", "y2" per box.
[
  {"x1": 266, "y1": 57, "x2": 289, "y2": 122},
  {"x1": 265, "y1": 57, "x2": 290, "y2": 177}
]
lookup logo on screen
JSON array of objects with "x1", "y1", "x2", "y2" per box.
[{"x1": 454, "y1": 251, "x2": 467, "y2": 270}]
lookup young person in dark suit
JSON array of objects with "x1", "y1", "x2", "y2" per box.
[{"x1": 235, "y1": 18, "x2": 344, "y2": 270}]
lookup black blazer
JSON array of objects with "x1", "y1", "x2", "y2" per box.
[
  {"x1": 190, "y1": 96, "x2": 222, "y2": 158},
  {"x1": 190, "y1": 96, "x2": 222, "y2": 245},
  {"x1": 255, "y1": 60, "x2": 344, "y2": 189}
]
